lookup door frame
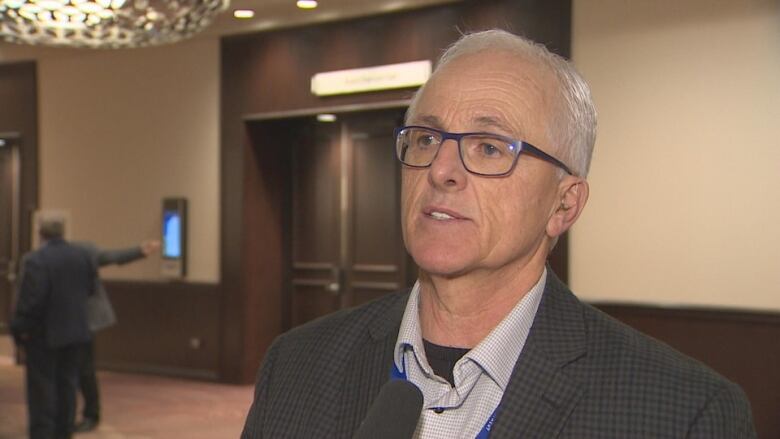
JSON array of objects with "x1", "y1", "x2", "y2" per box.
[
  {"x1": 244, "y1": 101, "x2": 411, "y2": 331},
  {"x1": 0, "y1": 132, "x2": 22, "y2": 333},
  {"x1": 242, "y1": 99, "x2": 410, "y2": 124}
]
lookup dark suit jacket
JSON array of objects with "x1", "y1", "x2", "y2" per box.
[
  {"x1": 242, "y1": 271, "x2": 756, "y2": 438},
  {"x1": 11, "y1": 239, "x2": 96, "y2": 348},
  {"x1": 73, "y1": 241, "x2": 145, "y2": 331}
]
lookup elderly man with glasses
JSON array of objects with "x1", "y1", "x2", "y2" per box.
[{"x1": 242, "y1": 29, "x2": 756, "y2": 438}]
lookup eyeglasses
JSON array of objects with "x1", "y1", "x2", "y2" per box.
[{"x1": 394, "y1": 125, "x2": 573, "y2": 177}]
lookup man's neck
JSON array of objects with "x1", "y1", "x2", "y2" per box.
[{"x1": 418, "y1": 260, "x2": 546, "y2": 348}]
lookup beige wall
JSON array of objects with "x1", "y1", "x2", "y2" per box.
[
  {"x1": 0, "y1": 39, "x2": 221, "y2": 283},
  {"x1": 2, "y1": 0, "x2": 778, "y2": 303},
  {"x1": 571, "y1": 0, "x2": 780, "y2": 310}
]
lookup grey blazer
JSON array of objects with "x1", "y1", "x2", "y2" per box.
[
  {"x1": 242, "y1": 271, "x2": 756, "y2": 438},
  {"x1": 73, "y1": 242, "x2": 145, "y2": 332}
]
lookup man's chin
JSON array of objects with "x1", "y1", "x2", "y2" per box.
[{"x1": 413, "y1": 253, "x2": 474, "y2": 279}]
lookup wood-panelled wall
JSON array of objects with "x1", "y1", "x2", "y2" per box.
[
  {"x1": 96, "y1": 281, "x2": 220, "y2": 380},
  {"x1": 220, "y1": 0, "x2": 572, "y2": 383},
  {"x1": 0, "y1": 61, "x2": 38, "y2": 334},
  {"x1": 598, "y1": 304, "x2": 780, "y2": 439},
  {"x1": 0, "y1": 61, "x2": 37, "y2": 254}
]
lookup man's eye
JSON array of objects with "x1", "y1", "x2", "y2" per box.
[
  {"x1": 479, "y1": 142, "x2": 503, "y2": 157},
  {"x1": 416, "y1": 135, "x2": 437, "y2": 148}
]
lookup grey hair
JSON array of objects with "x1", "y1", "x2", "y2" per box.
[
  {"x1": 39, "y1": 217, "x2": 65, "y2": 241},
  {"x1": 407, "y1": 29, "x2": 597, "y2": 177}
]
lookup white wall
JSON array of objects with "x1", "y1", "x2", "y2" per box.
[
  {"x1": 0, "y1": 39, "x2": 220, "y2": 283},
  {"x1": 571, "y1": 0, "x2": 780, "y2": 310}
]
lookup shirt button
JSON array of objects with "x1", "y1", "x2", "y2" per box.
[{"x1": 433, "y1": 407, "x2": 445, "y2": 414}]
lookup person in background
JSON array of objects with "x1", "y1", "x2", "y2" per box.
[
  {"x1": 241, "y1": 29, "x2": 756, "y2": 438},
  {"x1": 11, "y1": 218, "x2": 96, "y2": 439},
  {"x1": 71, "y1": 239, "x2": 160, "y2": 433}
]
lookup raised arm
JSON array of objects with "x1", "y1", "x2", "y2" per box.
[{"x1": 96, "y1": 240, "x2": 160, "y2": 267}]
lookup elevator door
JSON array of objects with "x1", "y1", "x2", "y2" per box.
[{"x1": 289, "y1": 110, "x2": 412, "y2": 327}]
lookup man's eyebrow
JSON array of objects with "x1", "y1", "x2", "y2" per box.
[
  {"x1": 409, "y1": 114, "x2": 442, "y2": 129},
  {"x1": 473, "y1": 116, "x2": 516, "y2": 135},
  {"x1": 409, "y1": 114, "x2": 522, "y2": 137}
]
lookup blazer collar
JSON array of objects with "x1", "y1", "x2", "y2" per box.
[
  {"x1": 367, "y1": 276, "x2": 586, "y2": 363},
  {"x1": 337, "y1": 292, "x2": 410, "y2": 437},
  {"x1": 349, "y1": 277, "x2": 588, "y2": 438},
  {"x1": 368, "y1": 290, "x2": 410, "y2": 341},
  {"x1": 490, "y1": 269, "x2": 588, "y2": 438}
]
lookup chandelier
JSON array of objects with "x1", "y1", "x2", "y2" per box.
[{"x1": 0, "y1": 0, "x2": 229, "y2": 49}]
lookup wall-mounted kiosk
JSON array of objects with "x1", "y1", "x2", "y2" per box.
[{"x1": 161, "y1": 197, "x2": 187, "y2": 278}]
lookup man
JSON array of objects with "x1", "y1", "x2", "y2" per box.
[
  {"x1": 242, "y1": 30, "x2": 756, "y2": 438},
  {"x1": 71, "y1": 240, "x2": 160, "y2": 433},
  {"x1": 11, "y1": 219, "x2": 96, "y2": 439}
]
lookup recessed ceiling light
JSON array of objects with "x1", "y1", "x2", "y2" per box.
[
  {"x1": 233, "y1": 9, "x2": 255, "y2": 19},
  {"x1": 296, "y1": 0, "x2": 318, "y2": 10},
  {"x1": 317, "y1": 114, "x2": 337, "y2": 122},
  {"x1": 0, "y1": 139, "x2": 6, "y2": 147},
  {"x1": 380, "y1": 1, "x2": 410, "y2": 12}
]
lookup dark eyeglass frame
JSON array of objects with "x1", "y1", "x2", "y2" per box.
[{"x1": 394, "y1": 125, "x2": 574, "y2": 177}]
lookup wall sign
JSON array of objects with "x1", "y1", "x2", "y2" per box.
[{"x1": 311, "y1": 60, "x2": 432, "y2": 96}]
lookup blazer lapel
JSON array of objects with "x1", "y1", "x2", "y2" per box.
[
  {"x1": 336, "y1": 293, "x2": 409, "y2": 437},
  {"x1": 490, "y1": 271, "x2": 587, "y2": 438}
]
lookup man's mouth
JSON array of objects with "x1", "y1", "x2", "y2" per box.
[
  {"x1": 429, "y1": 211, "x2": 455, "y2": 220},
  {"x1": 423, "y1": 206, "x2": 465, "y2": 221}
]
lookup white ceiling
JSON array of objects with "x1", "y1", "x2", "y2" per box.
[{"x1": 202, "y1": 0, "x2": 461, "y2": 37}]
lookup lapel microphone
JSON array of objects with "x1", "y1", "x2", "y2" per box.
[{"x1": 353, "y1": 379, "x2": 423, "y2": 439}]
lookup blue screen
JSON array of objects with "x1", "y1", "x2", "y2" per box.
[{"x1": 163, "y1": 211, "x2": 181, "y2": 259}]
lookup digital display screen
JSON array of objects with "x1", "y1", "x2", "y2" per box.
[{"x1": 163, "y1": 211, "x2": 182, "y2": 259}]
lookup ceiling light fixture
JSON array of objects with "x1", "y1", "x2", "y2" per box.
[
  {"x1": 0, "y1": 0, "x2": 230, "y2": 49},
  {"x1": 296, "y1": 0, "x2": 317, "y2": 10},
  {"x1": 233, "y1": 9, "x2": 254, "y2": 19},
  {"x1": 316, "y1": 113, "x2": 336, "y2": 122}
]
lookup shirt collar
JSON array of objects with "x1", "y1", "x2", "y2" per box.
[
  {"x1": 394, "y1": 281, "x2": 427, "y2": 374},
  {"x1": 393, "y1": 268, "x2": 547, "y2": 390}
]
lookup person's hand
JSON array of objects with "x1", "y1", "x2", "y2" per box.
[{"x1": 141, "y1": 240, "x2": 161, "y2": 256}]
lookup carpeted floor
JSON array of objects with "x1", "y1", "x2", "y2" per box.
[{"x1": 0, "y1": 336, "x2": 254, "y2": 439}]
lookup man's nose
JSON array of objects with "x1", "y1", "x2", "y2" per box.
[{"x1": 428, "y1": 139, "x2": 467, "y2": 189}]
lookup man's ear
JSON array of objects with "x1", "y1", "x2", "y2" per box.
[{"x1": 546, "y1": 177, "x2": 589, "y2": 238}]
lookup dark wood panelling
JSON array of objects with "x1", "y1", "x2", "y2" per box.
[
  {"x1": 0, "y1": 62, "x2": 37, "y2": 254},
  {"x1": 346, "y1": 113, "x2": 408, "y2": 307},
  {"x1": 222, "y1": 0, "x2": 572, "y2": 117},
  {"x1": 289, "y1": 119, "x2": 342, "y2": 327},
  {"x1": 223, "y1": 122, "x2": 291, "y2": 382},
  {"x1": 596, "y1": 304, "x2": 780, "y2": 439},
  {"x1": 548, "y1": 233, "x2": 569, "y2": 282},
  {"x1": 220, "y1": 0, "x2": 572, "y2": 383},
  {"x1": 291, "y1": 121, "x2": 340, "y2": 266},
  {"x1": 97, "y1": 281, "x2": 220, "y2": 380},
  {"x1": 0, "y1": 147, "x2": 14, "y2": 329},
  {"x1": 0, "y1": 62, "x2": 38, "y2": 333}
]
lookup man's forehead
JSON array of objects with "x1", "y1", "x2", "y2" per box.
[
  {"x1": 408, "y1": 53, "x2": 551, "y2": 138},
  {"x1": 409, "y1": 113, "x2": 520, "y2": 136},
  {"x1": 431, "y1": 50, "x2": 551, "y2": 102}
]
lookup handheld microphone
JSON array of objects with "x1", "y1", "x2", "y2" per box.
[{"x1": 353, "y1": 379, "x2": 423, "y2": 439}]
